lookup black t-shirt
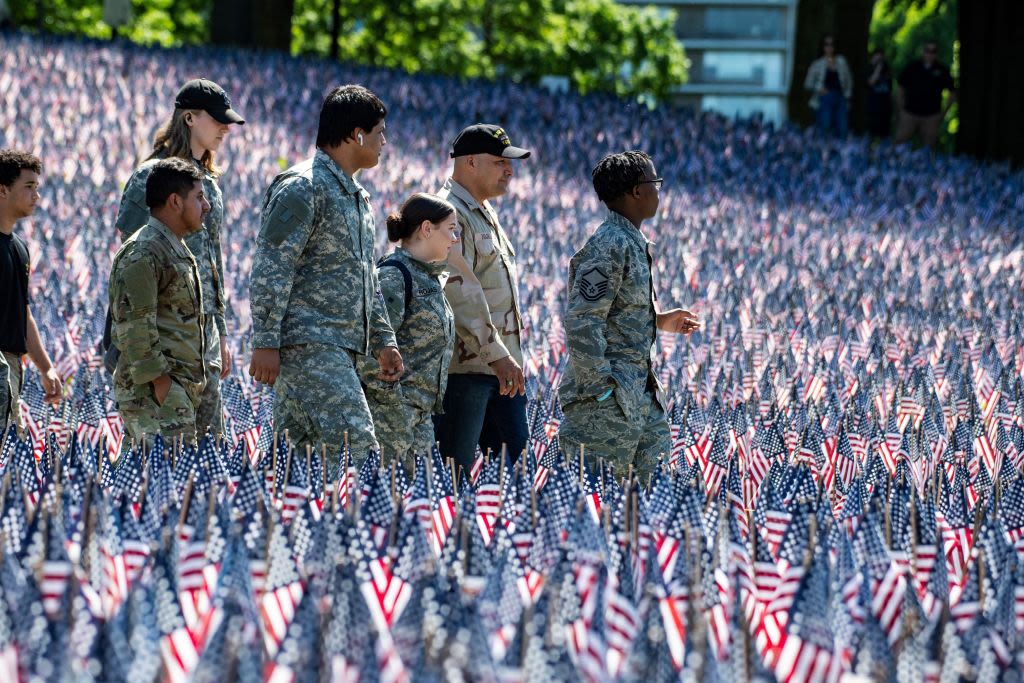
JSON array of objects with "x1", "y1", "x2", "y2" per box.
[
  {"x1": 0, "y1": 232, "x2": 30, "y2": 355},
  {"x1": 824, "y1": 67, "x2": 842, "y2": 93},
  {"x1": 898, "y1": 59, "x2": 954, "y2": 116}
]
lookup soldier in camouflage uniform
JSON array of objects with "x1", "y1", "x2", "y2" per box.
[
  {"x1": 248, "y1": 85, "x2": 402, "y2": 465},
  {"x1": 114, "y1": 79, "x2": 244, "y2": 438},
  {"x1": 109, "y1": 159, "x2": 210, "y2": 446},
  {"x1": 434, "y1": 124, "x2": 532, "y2": 474},
  {"x1": 558, "y1": 151, "x2": 699, "y2": 482},
  {"x1": 359, "y1": 194, "x2": 458, "y2": 472}
]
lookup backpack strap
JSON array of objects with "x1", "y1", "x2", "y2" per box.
[{"x1": 377, "y1": 257, "x2": 413, "y2": 324}]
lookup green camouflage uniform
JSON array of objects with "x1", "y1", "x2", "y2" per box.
[
  {"x1": 116, "y1": 156, "x2": 227, "y2": 437},
  {"x1": 250, "y1": 150, "x2": 397, "y2": 463},
  {"x1": 109, "y1": 217, "x2": 206, "y2": 446},
  {"x1": 359, "y1": 248, "x2": 454, "y2": 468},
  {"x1": 558, "y1": 210, "x2": 670, "y2": 481}
]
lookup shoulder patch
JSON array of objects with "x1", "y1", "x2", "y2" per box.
[{"x1": 578, "y1": 266, "x2": 609, "y2": 302}]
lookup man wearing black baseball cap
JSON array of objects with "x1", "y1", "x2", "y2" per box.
[
  {"x1": 433, "y1": 124, "x2": 531, "y2": 476},
  {"x1": 174, "y1": 79, "x2": 245, "y2": 125}
]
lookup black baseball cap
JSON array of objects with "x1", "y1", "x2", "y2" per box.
[
  {"x1": 450, "y1": 124, "x2": 530, "y2": 159},
  {"x1": 174, "y1": 79, "x2": 245, "y2": 125}
]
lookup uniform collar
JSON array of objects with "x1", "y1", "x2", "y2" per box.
[
  {"x1": 395, "y1": 247, "x2": 449, "y2": 278},
  {"x1": 443, "y1": 178, "x2": 492, "y2": 215},
  {"x1": 148, "y1": 216, "x2": 193, "y2": 260},
  {"x1": 606, "y1": 210, "x2": 653, "y2": 250},
  {"x1": 316, "y1": 149, "x2": 366, "y2": 197}
]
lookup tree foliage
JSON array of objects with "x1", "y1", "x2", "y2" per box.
[
  {"x1": 9, "y1": 0, "x2": 209, "y2": 46},
  {"x1": 870, "y1": 0, "x2": 957, "y2": 147},
  {"x1": 290, "y1": 0, "x2": 688, "y2": 100}
]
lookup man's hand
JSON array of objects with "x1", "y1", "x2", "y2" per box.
[
  {"x1": 152, "y1": 374, "x2": 171, "y2": 406},
  {"x1": 490, "y1": 356, "x2": 525, "y2": 397},
  {"x1": 41, "y1": 367, "x2": 63, "y2": 405},
  {"x1": 249, "y1": 348, "x2": 281, "y2": 386},
  {"x1": 219, "y1": 337, "x2": 232, "y2": 380},
  {"x1": 377, "y1": 346, "x2": 404, "y2": 382},
  {"x1": 656, "y1": 309, "x2": 701, "y2": 335}
]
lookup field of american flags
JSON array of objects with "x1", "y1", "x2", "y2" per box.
[{"x1": 2, "y1": 31, "x2": 1024, "y2": 681}]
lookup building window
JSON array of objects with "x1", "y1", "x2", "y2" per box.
[
  {"x1": 688, "y1": 50, "x2": 785, "y2": 89},
  {"x1": 701, "y1": 95, "x2": 782, "y2": 123},
  {"x1": 676, "y1": 7, "x2": 786, "y2": 41}
]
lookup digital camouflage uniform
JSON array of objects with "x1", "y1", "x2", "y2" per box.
[
  {"x1": 558, "y1": 210, "x2": 671, "y2": 481},
  {"x1": 109, "y1": 217, "x2": 206, "y2": 446},
  {"x1": 359, "y1": 248, "x2": 454, "y2": 470},
  {"x1": 250, "y1": 150, "x2": 397, "y2": 463},
  {"x1": 116, "y1": 156, "x2": 227, "y2": 437}
]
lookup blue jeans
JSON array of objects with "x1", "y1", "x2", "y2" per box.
[
  {"x1": 433, "y1": 373, "x2": 528, "y2": 476},
  {"x1": 816, "y1": 91, "x2": 848, "y2": 138}
]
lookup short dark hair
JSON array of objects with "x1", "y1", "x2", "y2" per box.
[
  {"x1": 316, "y1": 85, "x2": 387, "y2": 149},
  {"x1": 145, "y1": 158, "x2": 204, "y2": 209},
  {"x1": 591, "y1": 151, "x2": 653, "y2": 204},
  {"x1": 385, "y1": 193, "x2": 455, "y2": 242},
  {"x1": 0, "y1": 149, "x2": 42, "y2": 187}
]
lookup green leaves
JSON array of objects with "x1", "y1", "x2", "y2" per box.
[
  {"x1": 291, "y1": 0, "x2": 688, "y2": 100},
  {"x1": 11, "y1": 0, "x2": 688, "y2": 101}
]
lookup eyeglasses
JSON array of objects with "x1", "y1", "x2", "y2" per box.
[{"x1": 637, "y1": 178, "x2": 664, "y2": 190}]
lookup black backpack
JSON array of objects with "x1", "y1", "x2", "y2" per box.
[
  {"x1": 101, "y1": 306, "x2": 119, "y2": 374},
  {"x1": 377, "y1": 256, "x2": 413, "y2": 324}
]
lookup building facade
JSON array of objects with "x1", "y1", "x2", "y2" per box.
[{"x1": 621, "y1": 0, "x2": 799, "y2": 125}]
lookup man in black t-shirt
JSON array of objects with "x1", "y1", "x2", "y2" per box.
[
  {"x1": 0, "y1": 150, "x2": 62, "y2": 440},
  {"x1": 895, "y1": 40, "x2": 957, "y2": 149}
]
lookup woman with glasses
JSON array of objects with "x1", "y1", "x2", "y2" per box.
[
  {"x1": 113, "y1": 79, "x2": 244, "y2": 441},
  {"x1": 804, "y1": 35, "x2": 853, "y2": 138},
  {"x1": 360, "y1": 193, "x2": 459, "y2": 473}
]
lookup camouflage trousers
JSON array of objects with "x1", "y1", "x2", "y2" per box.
[
  {"x1": 195, "y1": 324, "x2": 224, "y2": 439},
  {"x1": 275, "y1": 343, "x2": 378, "y2": 467},
  {"x1": 0, "y1": 352, "x2": 23, "y2": 440},
  {"x1": 119, "y1": 377, "x2": 198, "y2": 448},
  {"x1": 194, "y1": 365, "x2": 223, "y2": 439},
  {"x1": 558, "y1": 389, "x2": 670, "y2": 483},
  {"x1": 367, "y1": 397, "x2": 436, "y2": 474}
]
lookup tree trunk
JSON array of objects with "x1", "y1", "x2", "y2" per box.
[
  {"x1": 211, "y1": 0, "x2": 249, "y2": 46},
  {"x1": 253, "y1": 0, "x2": 294, "y2": 50},
  {"x1": 787, "y1": 0, "x2": 875, "y2": 133},
  {"x1": 957, "y1": 0, "x2": 1024, "y2": 164},
  {"x1": 211, "y1": 0, "x2": 294, "y2": 51},
  {"x1": 329, "y1": 0, "x2": 342, "y2": 60}
]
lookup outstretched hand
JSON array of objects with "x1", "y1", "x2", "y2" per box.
[{"x1": 656, "y1": 308, "x2": 700, "y2": 335}]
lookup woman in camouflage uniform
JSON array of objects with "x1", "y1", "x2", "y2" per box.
[
  {"x1": 362, "y1": 193, "x2": 458, "y2": 472},
  {"x1": 113, "y1": 79, "x2": 244, "y2": 439}
]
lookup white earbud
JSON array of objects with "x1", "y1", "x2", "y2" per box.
[{"x1": 358, "y1": 133, "x2": 364, "y2": 146}]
